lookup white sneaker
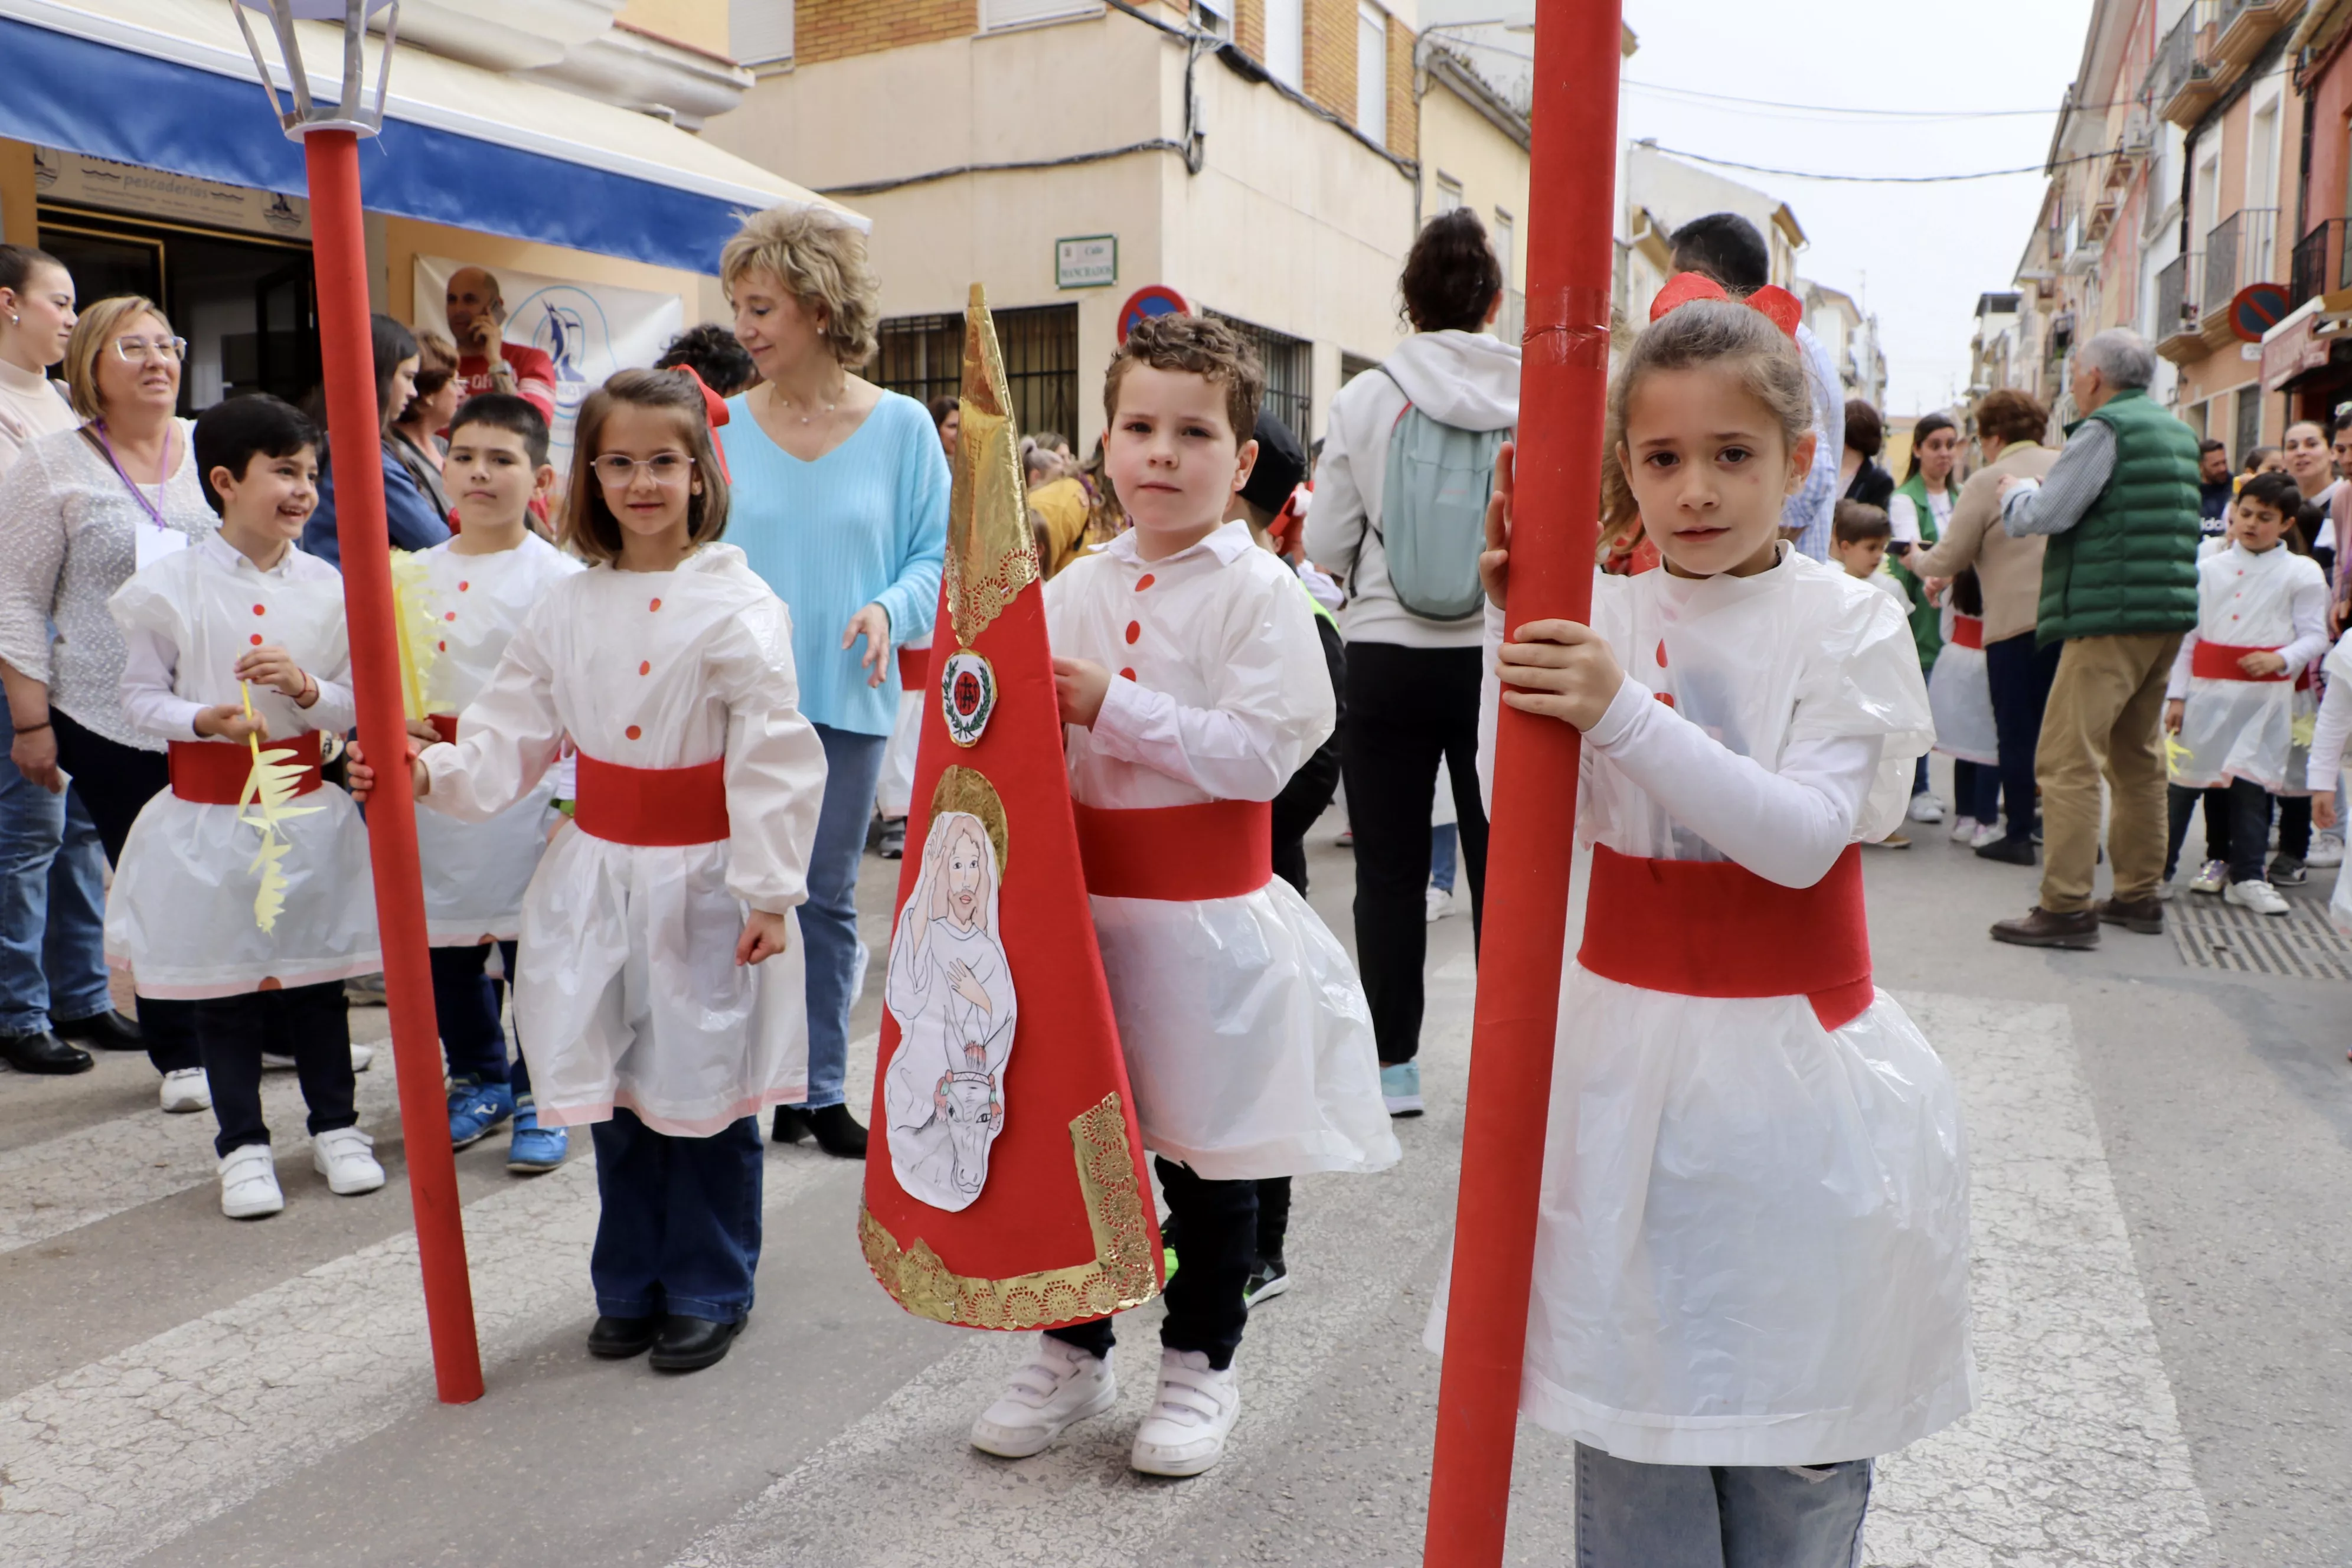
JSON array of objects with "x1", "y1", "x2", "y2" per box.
[
  {"x1": 1130, "y1": 1348, "x2": 1240, "y2": 1477},
  {"x1": 349, "y1": 1042, "x2": 373, "y2": 1073},
  {"x1": 1947, "y1": 815, "x2": 1977, "y2": 843},
  {"x1": 311, "y1": 1126, "x2": 386, "y2": 1195},
  {"x1": 2189, "y1": 859, "x2": 2229, "y2": 895},
  {"x1": 970, "y1": 1337, "x2": 1117, "y2": 1458},
  {"x1": 2309, "y1": 831, "x2": 2346, "y2": 868},
  {"x1": 1969, "y1": 822, "x2": 2003, "y2": 849},
  {"x1": 1907, "y1": 791, "x2": 1944, "y2": 824},
  {"x1": 2226, "y1": 878, "x2": 2291, "y2": 916},
  {"x1": 160, "y1": 1067, "x2": 211, "y2": 1113},
  {"x1": 218, "y1": 1144, "x2": 283, "y2": 1219},
  {"x1": 1424, "y1": 884, "x2": 1456, "y2": 923}
]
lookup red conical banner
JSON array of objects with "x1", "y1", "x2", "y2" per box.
[{"x1": 858, "y1": 288, "x2": 1162, "y2": 1329}]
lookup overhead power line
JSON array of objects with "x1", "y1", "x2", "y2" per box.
[{"x1": 1643, "y1": 143, "x2": 2106, "y2": 185}]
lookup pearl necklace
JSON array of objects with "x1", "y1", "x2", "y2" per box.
[{"x1": 771, "y1": 381, "x2": 844, "y2": 427}]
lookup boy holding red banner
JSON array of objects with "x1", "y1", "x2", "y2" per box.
[{"x1": 966, "y1": 313, "x2": 1396, "y2": 1478}]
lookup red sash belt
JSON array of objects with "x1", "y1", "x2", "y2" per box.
[
  {"x1": 1073, "y1": 800, "x2": 1272, "y2": 901},
  {"x1": 2191, "y1": 641, "x2": 2289, "y2": 682},
  {"x1": 426, "y1": 712, "x2": 459, "y2": 744},
  {"x1": 1950, "y1": 615, "x2": 1984, "y2": 651},
  {"x1": 168, "y1": 731, "x2": 323, "y2": 806},
  {"x1": 898, "y1": 646, "x2": 927, "y2": 688},
  {"x1": 1579, "y1": 843, "x2": 1875, "y2": 1031},
  {"x1": 572, "y1": 753, "x2": 729, "y2": 846}
]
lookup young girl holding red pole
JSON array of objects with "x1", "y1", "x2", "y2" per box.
[{"x1": 1435, "y1": 279, "x2": 1974, "y2": 1563}]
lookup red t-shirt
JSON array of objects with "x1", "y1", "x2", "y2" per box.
[{"x1": 455, "y1": 342, "x2": 557, "y2": 421}]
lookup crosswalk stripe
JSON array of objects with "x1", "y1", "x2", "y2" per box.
[
  {"x1": 0, "y1": 1040, "x2": 880, "y2": 1568},
  {"x1": 1863, "y1": 993, "x2": 2213, "y2": 1565}
]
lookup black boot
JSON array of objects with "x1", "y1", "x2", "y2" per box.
[
  {"x1": 770, "y1": 1106, "x2": 809, "y2": 1145},
  {"x1": 52, "y1": 1009, "x2": 143, "y2": 1050},
  {"x1": 806, "y1": 1103, "x2": 867, "y2": 1158},
  {"x1": 2, "y1": 1030, "x2": 92, "y2": 1074},
  {"x1": 649, "y1": 1314, "x2": 743, "y2": 1372},
  {"x1": 586, "y1": 1315, "x2": 660, "y2": 1359}
]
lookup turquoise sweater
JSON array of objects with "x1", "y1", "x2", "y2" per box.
[{"x1": 718, "y1": 391, "x2": 949, "y2": 734}]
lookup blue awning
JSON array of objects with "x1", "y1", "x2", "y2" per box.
[{"x1": 0, "y1": 0, "x2": 858, "y2": 275}]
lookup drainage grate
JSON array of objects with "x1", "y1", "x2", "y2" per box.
[{"x1": 2169, "y1": 896, "x2": 2352, "y2": 980}]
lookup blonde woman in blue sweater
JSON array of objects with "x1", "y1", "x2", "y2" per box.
[{"x1": 717, "y1": 206, "x2": 949, "y2": 1158}]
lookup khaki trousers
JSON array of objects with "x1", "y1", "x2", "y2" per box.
[{"x1": 2034, "y1": 632, "x2": 2183, "y2": 912}]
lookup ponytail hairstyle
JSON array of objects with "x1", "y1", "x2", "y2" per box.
[
  {"x1": 1599, "y1": 297, "x2": 1812, "y2": 531},
  {"x1": 561, "y1": 367, "x2": 730, "y2": 565}
]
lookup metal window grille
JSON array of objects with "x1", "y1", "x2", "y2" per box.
[
  {"x1": 1206, "y1": 309, "x2": 1314, "y2": 446},
  {"x1": 871, "y1": 304, "x2": 1080, "y2": 450}
]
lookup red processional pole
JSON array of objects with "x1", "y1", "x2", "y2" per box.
[{"x1": 1423, "y1": 1, "x2": 1622, "y2": 1560}]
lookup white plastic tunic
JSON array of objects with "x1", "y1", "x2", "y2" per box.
[
  {"x1": 1044, "y1": 521, "x2": 1400, "y2": 1181},
  {"x1": 412, "y1": 535, "x2": 583, "y2": 943},
  {"x1": 1432, "y1": 548, "x2": 1974, "y2": 1468},
  {"x1": 103, "y1": 536, "x2": 381, "y2": 998},
  {"x1": 2165, "y1": 542, "x2": 2328, "y2": 792},
  {"x1": 1927, "y1": 603, "x2": 1997, "y2": 765},
  {"x1": 420, "y1": 545, "x2": 827, "y2": 1136}
]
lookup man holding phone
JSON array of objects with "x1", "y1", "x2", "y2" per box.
[{"x1": 445, "y1": 267, "x2": 557, "y2": 423}]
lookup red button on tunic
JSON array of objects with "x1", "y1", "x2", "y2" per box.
[
  {"x1": 1136, "y1": 574, "x2": 1156, "y2": 591},
  {"x1": 625, "y1": 725, "x2": 642, "y2": 741},
  {"x1": 1125, "y1": 621, "x2": 1141, "y2": 645}
]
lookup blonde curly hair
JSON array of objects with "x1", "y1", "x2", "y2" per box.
[{"x1": 720, "y1": 205, "x2": 880, "y2": 370}]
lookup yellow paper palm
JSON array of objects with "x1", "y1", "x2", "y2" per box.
[
  {"x1": 2294, "y1": 711, "x2": 2318, "y2": 751},
  {"x1": 235, "y1": 681, "x2": 324, "y2": 932},
  {"x1": 388, "y1": 549, "x2": 442, "y2": 721},
  {"x1": 2164, "y1": 730, "x2": 2194, "y2": 782}
]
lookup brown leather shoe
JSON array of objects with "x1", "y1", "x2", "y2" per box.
[
  {"x1": 1990, "y1": 906, "x2": 2101, "y2": 949},
  {"x1": 2096, "y1": 896, "x2": 2165, "y2": 935}
]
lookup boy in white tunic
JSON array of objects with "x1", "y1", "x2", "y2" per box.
[
  {"x1": 1433, "y1": 281, "x2": 1972, "y2": 1564},
  {"x1": 410, "y1": 394, "x2": 582, "y2": 1172},
  {"x1": 106, "y1": 395, "x2": 384, "y2": 1220},
  {"x1": 2162, "y1": 469, "x2": 2328, "y2": 916},
  {"x1": 968, "y1": 314, "x2": 1397, "y2": 1478},
  {"x1": 356, "y1": 369, "x2": 827, "y2": 1374}
]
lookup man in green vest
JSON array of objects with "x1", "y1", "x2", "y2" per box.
[{"x1": 1988, "y1": 329, "x2": 2201, "y2": 949}]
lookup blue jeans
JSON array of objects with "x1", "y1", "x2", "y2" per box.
[
  {"x1": 588, "y1": 1108, "x2": 763, "y2": 1322},
  {"x1": 1575, "y1": 1444, "x2": 1871, "y2": 1568},
  {"x1": 796, "y1": 723, "x2": 885, "y2": 1111},
  {"x1": 1430, "y1": 822, "x2": 1459, "y2": 895},
  {"x1": 428, "y1": 941, "x2": 532, "y2": 1103},
  {"x1": 0, "y1": 705, "x2": 111, "y2": 1035}
]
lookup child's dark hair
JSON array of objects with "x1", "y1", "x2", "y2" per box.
[
  {"x1": 1400, "y1": 208, "x2": 1504, "y2": 334},
  {"x1": 192, "y1": 394, "x2": 319, "y2": 515},
  {"x1": 562, "y1": 367, "x2": 729, "y2": 564},
  {"x1": 2236, "y1": 469, "x2": 2303, "y2": 520},
  {"x1": 1951, "y1": 567, "x2": 1984, "y2": 618},
  {"x1": 1833, "y1": 499, "x2": 1891, "y2": 546},
  {"x1": 1667, "y1": 213, "x2": 1771, "y2": 290},
  {"x1": 1103, "y1": 313, "x2": 1263, "y2": 440},
  {"x1": 449, "y1": 391, "x2": 551, "y2": 468},
  {"x1": 1601, "y1": 299, "x2": 1811, "y2": 528},
  {"x1": 654, "y1": 322, "x2": 758, "y2": 397}
]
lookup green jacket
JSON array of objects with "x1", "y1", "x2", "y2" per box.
[
  {"x1": 2037, "y1": 389, "x2": 2201, "y2": 645},
  {"x1": 1889, "y1": 471, "x2": 1952, "y2": 672}
]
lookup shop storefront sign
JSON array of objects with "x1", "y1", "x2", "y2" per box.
[
  {"x1": 2262, "y1": 312, "x2": 2329, "y2": 392},
  {"x1": 33, "y1": 145, "x2": 309, "y2": 240},
  {"x1": 1056, "y1": 236, "x2": 1117, "y2": 290}
]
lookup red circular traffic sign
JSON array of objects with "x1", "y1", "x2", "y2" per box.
[
  {"x1": 2231, "y1": 283, "x2": 2292, "y2": 343},
  {"x1": 1117, "y1": 285, "x2": 1189, "y2": 343}
]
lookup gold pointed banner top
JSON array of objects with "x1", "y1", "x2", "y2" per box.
[{"x1": 943, "y1": 284, "x2": 1040, "y2": 650}]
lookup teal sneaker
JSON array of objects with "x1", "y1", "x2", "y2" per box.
[
  {"x1": 447, "y1": 1077, "x2": 515, "y2": 1148},
  {"x1": 506, "y1": 1105, "x2": 568, "y2": 1172},
  {"x1": 1380, "y1": 1061, "x2": 1423, "y2": 1117}
]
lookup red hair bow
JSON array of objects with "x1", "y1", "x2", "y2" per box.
[{"x1": 1648, "y1": 272, "x2": 1804, "y2": 340}]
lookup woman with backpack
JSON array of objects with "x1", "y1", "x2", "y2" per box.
[{"x1": 1306, "y1": 208, "x2": 1518, "y2": 1118}]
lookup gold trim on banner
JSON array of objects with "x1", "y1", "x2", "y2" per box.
[
  {"x1": 944, "y1": 284, "x2": 1040, "y2": 651},
  {"x1": 930, "y1": 765, "x2": 1010, "y2": 881},
  {"x1": 861, "y1": 1092, "x2": 1161, "y2": 1329}
]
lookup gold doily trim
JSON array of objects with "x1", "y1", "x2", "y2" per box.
[
  {"x1": 943, "y1": 285, "x2": 1040, "y2": 651},
  {"x1": 861, "y1": 1091, "x2": 1161, "y2": 1329}
]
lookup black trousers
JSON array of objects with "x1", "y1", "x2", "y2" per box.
[
  {"x1": 1050, "y1": 1157, "x2": 1256, "y2": 1370},
  {"x1": 429, "y1": 940, "x2": 533, "y2": 1100},
  {"x1": 2165, "y1": 785, "x2": 2233, "y2": 879},
  {"x1": 2226, "y1": 779, "x2": 2280, "y2": 886},
  {"x1": 194, "y1": 981, "x2": 356, "y2": 1158},
  {"x1": 1983, "y1": 632, "x2": 2062, "y2": 847},
  {"x1": 1341, "y1": 643, "x2": 1487, "y2": 1065},
  {"x1": 50, "y1": 708, "x2": 201, "y2": 1075}
]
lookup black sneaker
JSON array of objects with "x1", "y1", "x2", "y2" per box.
[
  {"x1": 2270, "y1": 854, "x2": 2309, "y2": 887},
  {"x1": 878, "y1": 819, "x2": 907, "y2": 859},
  {"x1": 1243, "y1": 1256, "x2": 1289, "y2": 1306},
  {"x1": 1975, "y1": 837, "x2": 2037, "y2": 865}
]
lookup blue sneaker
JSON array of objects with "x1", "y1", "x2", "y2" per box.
[
  {"x1": 1380, "y1": 1061, "x2": 1423, "y2": 1117},
  {"x1": 446, "y1": 1077, "x2": 515, "y2": 1149},
  {"x1": 506, "y1": 1105, "x2": 568, "y2": 1172}
]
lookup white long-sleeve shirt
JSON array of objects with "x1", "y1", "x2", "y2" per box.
[
  {"x1": 113, "y1": 533, "x2": 355, "y2": 742},
  {"x1": 2164, "y1": 542, "x2": 2330, "y2": 700}
]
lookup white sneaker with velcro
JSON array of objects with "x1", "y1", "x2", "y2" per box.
[
  {"x1": 2226, "y1": 878, "x2": 2290, "y2": 917},
  {"x1": 218, "y1": 1144, "x2": 283, "y2": 1219},
  {"x1": 311, "y1": 1126, "x2": 386, "y2": 1195},
  {"x1": 969, "y1": 1336, "x2": 1116, "y2": 1459},
  {"x1": 1129, "y1": 1348, "x2": 1240, "y2": 1477},
  {"x1": 160, "y1": 1066, "x2": 211, "y2": 1113}
]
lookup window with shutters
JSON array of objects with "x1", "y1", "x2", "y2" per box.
[
  {"x1": 980, "y1": 0, "x2": 1103, "y2": 31},
  {"x1": 728, "y1": 0, "x2": 793, "y2": 66},
  {"x1": 871, "y1": 306, "x2": 1080, "y2": 451},
  {"x1": 1207, "y1": 310, "x2": 1313, "y2": 446},
  {"x1": 1263, "y1": 0, "x2": 1302, "y2": 88},
  {"x1": 1435, "y1": 174, "x2": 1463, "y2": 214},
  {"x1": 1355, "y1": 2, "x2": 1387, "y2": 148}
]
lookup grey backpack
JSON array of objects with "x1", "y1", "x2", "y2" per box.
[{"x1": 1373, "y1": 367, "x2": 1507, "y2": 621}]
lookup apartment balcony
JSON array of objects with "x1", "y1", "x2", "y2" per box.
[
  {"x1": 2291, "y1": 218, "x2": 2352, "y2": 306},
  {"x1": 2206, "y1": 207, "x2": 2279, "y2": 305},
  {"x1": 2156, "y1": 251, "x2": 2208, "y2": 363},
  {"x1": 2152, "y1": 4, "x2": 2221, "y2": 128},
  {"x1": 2213, "y1": 0, "x2": 2301, "y2": 71}
]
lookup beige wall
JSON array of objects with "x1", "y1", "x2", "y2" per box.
[{"x1": 616, "y1": 0, "x2": 731, "y2": 55}]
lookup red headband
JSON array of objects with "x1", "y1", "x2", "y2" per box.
[{"x1": 1648, "y1": 272, "x2": 1804, "y2": 340}]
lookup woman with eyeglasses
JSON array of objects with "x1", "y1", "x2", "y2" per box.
[
  {"x1": 300, "y1": 312, "x2": 452, "y2": 567},
  {"x1": 0, "y1": 293, "x2": 220, "y2": 1109}
]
